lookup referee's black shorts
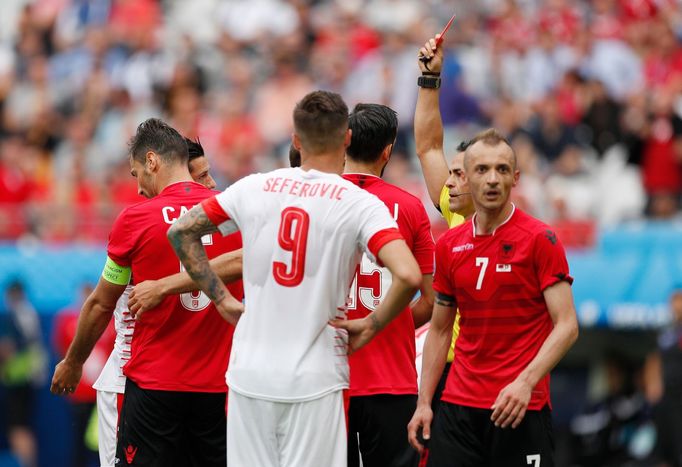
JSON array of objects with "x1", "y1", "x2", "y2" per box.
[
  {"x1": 115, "y1": 378, "x2": 226, "y2": 467},
  {"x1": 427, "y1": 402, "x2": 554, "y2": 467},
  {"x1": 348, "y1": 393, "x2": 419, "y2": 467}
]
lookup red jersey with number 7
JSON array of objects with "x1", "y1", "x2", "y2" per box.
[
  {"x1": 107, "y1": 181, "x2": 243, "y2": 392},
  {"x1": 201, "y1": 168, "x2": 403, "y2": 402},
  {"x1": 342, "y1": 173, "x2": 434, "y2": 397},
  {"x1": 432, "y1": 206, "x2": 573, "y2": 410}
]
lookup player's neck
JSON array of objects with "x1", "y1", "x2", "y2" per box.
[
  {"x1": 473, "y1": 202, "x2": 514, "y2": 235},
  {"x1": 156, "y1": 167, "x2": 194, "y2": 192},
  {"x1": 300, "y1": 152, "x2": 344, "y2": 175},
  {"x1": 343, "y1": 160, "x2": 382, "y2": 178}
]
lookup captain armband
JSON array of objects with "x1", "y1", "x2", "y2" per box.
[
  {"x1": 102, "y1": 257, "x2": 132, "y2": 285},
  {"x1": 435, "y1": 292, "x2": 455, "y2": 307}
]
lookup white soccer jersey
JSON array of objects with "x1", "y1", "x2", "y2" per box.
[
  {"x1": 203, "y1": 168, "x2": 401, "y2": 402},
  {"x1": 93, "y1": 285, "x2": 134, "y2": 393}
]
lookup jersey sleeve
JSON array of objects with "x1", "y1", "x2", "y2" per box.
[
  {"x1": 107, "y1": 208, "x2": 135, "y2": 267},
  {"x1": 356, "y1": 192, "x2": 402, "y2": 263},
  {"x1": 411, "y1": 203, "x2": 435, "y2": 275},
  {"x1": 439, "y1": 185, "x2": 464, "y2": 229},
  {"x1": 203, "y1": 176, "x2": 255, "y2": 236},
  {"x1": 533, "y1": 228, "x2": 574, "y2": 291},
  {"x1": 432, "y1": 236, "x2": 455, "y2": 297}
]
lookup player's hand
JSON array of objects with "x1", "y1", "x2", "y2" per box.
[
  {"x1": 490, "y1": 377, "x2": 533, "y2": 428},
  {"x1": 50, "y1": 359, "x2": 82, "y2": 396},
  {"x1": 418, "y1": 34, "x2": 444, "y2": 74},
  {"x1": 129, "y1": 280, "x2": 164, "y2": 321},
  {"x1": 407, "y1": 402, "x2": 433, "y2": 454},
  {"x1": 215, "y1": 295, "x2": 244, "y2": 325},
  {"x1": 328, "y1": 315, "x2": 377, "y2": 354}
]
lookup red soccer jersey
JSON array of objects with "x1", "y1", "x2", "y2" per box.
[
  {"x1": 107, "y1": 181, "x2": 243, "y2": 392},
  {"x1": 343, "y1": 174, "x2": 434, "y2": 397},
  {"x1": 433, "y1": 206, "x2": 572, "y2": 410}
]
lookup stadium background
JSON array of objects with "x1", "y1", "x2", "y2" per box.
[{"x1": 0, "y1": 0, "x2": 680, "y2": 465}]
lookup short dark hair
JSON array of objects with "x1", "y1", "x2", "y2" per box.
[
  {"x1": 185, "y1": 137, "x2": 205, "y2": 162},
  {"x1": 456, "y1": 140, "x2": 471, "y2": 152},
  {"x1": 464, "y1": 128, "x2": 516, "y2": 169},
  {"x1": 293, "y1": 91, "x2": 348, "y2": 154},
  {"x1": 128, "y1": 118, "x2": 188, "y2": 165},
  {"x1": 347, "y1": 103, "x2": 398, "y2": 163},
  {"x1": 288, "y1": 144, "x2": 301, "y2": 168}
]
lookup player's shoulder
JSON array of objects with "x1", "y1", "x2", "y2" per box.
[
  {"x1": 437, "y1": 218, "x2": 471, "y2": 245},
  {"x1": 114, "y1": 196, "x2": 158, "y2": 220},
  {"x1": 511, "y1": 208, "x2": 553, "y2": 237},
  {"x1": 379, "y1": 179, "x2": 426, "y2": 207},
  {"x1": 508, "y1": 208, "x2": 566, "y2": 249}
]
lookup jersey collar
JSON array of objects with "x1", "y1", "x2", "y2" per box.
[
  {"x1": 342, "y1": 173, "x2": 381, "y2": 188},
  {"x1": 160, "y1": 180, "x2": 205, "y2": 195},
  {"x1": 471, "y1": 203, "x2": 516, "y2": 237}
]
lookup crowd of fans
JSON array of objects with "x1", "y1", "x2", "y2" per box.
[{"x1": 0, "y1": 0, "x2": 681, "y2": 243}]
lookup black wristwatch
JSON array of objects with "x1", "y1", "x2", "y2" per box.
[{"x1": 418, "y1": 75, "x2": 441, "y2": 89}]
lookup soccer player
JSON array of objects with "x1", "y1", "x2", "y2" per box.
[
  {"x1": 50, "y1": 119, "x2": 243, "y2": 467},
  {"x1": 167, "y1": 90, "x2": 422, "y2": 467},
  {"x1": 86, "y1": 137, "x2": 222, "y2": 467},
  {"x1": 187, "y1": 137, "x2": 217, "y2": 189},
  {"x1": 408, "y1": 128, "x2": 579, "y2": 466},
  {"x1": 343, "y1": 103, "x2": 434, "y2": 467}
]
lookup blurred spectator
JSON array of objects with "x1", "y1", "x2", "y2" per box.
[
  {"x1": 0, "y1": 280, "x2": 46, "y2": 467},
  {"x1": 570, "y1": 353, "x2": 655, "y2": 466},
  {"x1": 253, "y1": 49, "x2": 313, "y2": 150},
  {"x1": 509, "y1": 131, "x2": 551, "y2": 220},
  {"x1": 580, "y1": 79, "x2": 623, "y2": 156},
  {"x1": 529, "y1": 97, "x2": 580, "y2": 164},
  {"x1": 643, "y1": 286, "x2": 682, "y2": 467},
  {"x1": 52, "y1": 283, "x2": 113, "y2": 467},
  {"x1": 625, "y1": 91, "x2": 682, "y2": 218}
]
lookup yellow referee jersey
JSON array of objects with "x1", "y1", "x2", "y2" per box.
[{"x1": 439, "y1": 185, "x2": 463, "y2": 363}]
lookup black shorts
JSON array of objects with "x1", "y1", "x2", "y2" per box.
[
  {"x1": 654, "y1": 393, "x2": 682, "y2": 465},
  {"x1": 348, "y1": 394, "x2": 419, "y2": 467},
  {"x1": 5, "y1": 384, "x2": 34, "y2": 429},
  {"x1": 115, "y1": 379, "x2": 226, "y2": 467},
  {"x1": 427, "y1": 403, "x2": 554, "y2": 467}
]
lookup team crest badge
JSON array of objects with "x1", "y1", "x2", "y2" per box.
[{"x1": 499, "y1": 242, "x2": 515, "y2": 261}]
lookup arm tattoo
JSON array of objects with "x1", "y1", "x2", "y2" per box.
[
  {"x1": 369, "y1": 312, "x2": 382, "y2": 332},
  {"x1": 435, "y1": 292, "x2": 455, "y2": 307},
  {"x1": 168, "y1": 205, "x2": 225, "y2": 303}
]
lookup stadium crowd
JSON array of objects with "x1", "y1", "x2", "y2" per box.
[{"x1": 0, "y1": 0, "x2": 681, "y2": 243}]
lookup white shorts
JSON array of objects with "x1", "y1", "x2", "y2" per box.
[
  {"x1": 227, "y1": 389, "x2": 346, "y2": 467},
  {"x1": 97, "y1": 390, "x2": 122, "y2": 467}
]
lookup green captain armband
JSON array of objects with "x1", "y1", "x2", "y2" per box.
[{"x1": 102, "y1": 257, "x2": 131, "y2": 285}]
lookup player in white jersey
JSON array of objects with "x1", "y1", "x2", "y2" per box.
[
  {"x1": 86, "y1": 138, "x2": 218, "y2": 467},
  {"x1": 166, "y1": 91, "x2": 422, "y2": 467}
]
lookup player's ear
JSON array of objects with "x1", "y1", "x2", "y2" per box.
[
  {"x1": 145, "y1": 151, "x2": 160, "y2": 172},
  {"x1": 344, "y1": 129, "x2": 352, "y2": 148},
  {"x1": 292, "y1": 133, "x2": 302, "y2": 151},
  {"x1": 512, "y1": 168, "x2": 520, "y2": 187},
  {"x1": 382, "y1": 143, "x2": 393, "y2": 163}
]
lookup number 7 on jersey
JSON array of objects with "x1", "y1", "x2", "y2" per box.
[{"x1": 273, "y1": 207, "x2": 310, "y2": 287}]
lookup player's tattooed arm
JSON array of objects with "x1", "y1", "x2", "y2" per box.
[
  {"x1": 167, "y1": 204, "x2": 226, "y2": 303},
  {"x1": 435, "y1": 292, "x2": 455, "y2": 307}
]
